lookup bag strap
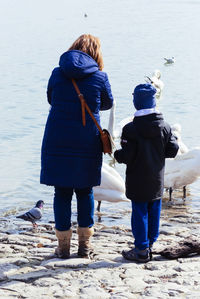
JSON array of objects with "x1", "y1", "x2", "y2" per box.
[{"x1": 71, "y1": 79, "x2": 104, "y2": 135}]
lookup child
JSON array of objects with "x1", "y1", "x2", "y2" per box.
[{"x1": 114, "y1": 83, "x2": 179, "y2": 262}]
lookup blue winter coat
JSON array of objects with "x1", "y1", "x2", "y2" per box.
[{"x1": 40, "y1": 50, "x2": 113, "y2": 188}]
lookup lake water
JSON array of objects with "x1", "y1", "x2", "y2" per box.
[{"x1": 1, "y1": 0, "x2": 200, "y2": 226}]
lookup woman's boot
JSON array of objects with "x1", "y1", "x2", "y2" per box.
[
  {"x1": 55, "y1": 228, "x2": 72, "y2": 259},
  {"x1": 77, "y1": 227, "x2": 94, "y2": 258}
]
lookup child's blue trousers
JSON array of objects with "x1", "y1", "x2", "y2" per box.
[
  {"x1": 53, "y1": 186, "x2": 94, "y2": 231},
  {"x1": 131, "y1": 199, "x2": 162, "y2": 250}
]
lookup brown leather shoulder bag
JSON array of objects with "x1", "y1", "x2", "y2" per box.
[{"x1": 72, "y1": 79, "x2": 114, "y2": 155}]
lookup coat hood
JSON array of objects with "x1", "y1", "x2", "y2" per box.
[
  {"x1": 133, "y1": 113, "x2": 165, "y2": 138},
  {"x1": 59, "y1": 50, "x2": 99, "y2": 79}
]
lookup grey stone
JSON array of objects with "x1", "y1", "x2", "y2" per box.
[
  {"x1": 87, "y1": 260, "x2": 121, "y2": 269},
  {"x1": 9, "y1": 268, "x2": 52, "y2": 282},
  {"x1": 0, "y1": 220, "x2": 200, "y2": 298},
  {"x1": 41, "y1": 257, "x2": 91, "y2": 269}
]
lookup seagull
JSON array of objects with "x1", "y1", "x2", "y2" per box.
[
  {"x1": 164, "y1": 57, "x2": 175, "y2": 64},
  {"x1": 16, "y1": 200, "x2": 44, "y2": 228}
]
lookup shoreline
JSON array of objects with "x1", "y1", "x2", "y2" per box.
[{"x1": 0, "y1": 206, "x2": 200, "y2": 298}]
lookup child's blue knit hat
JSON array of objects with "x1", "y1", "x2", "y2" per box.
[{"x1": 133, "y1": 83, "x2": 157, "y2": 110}]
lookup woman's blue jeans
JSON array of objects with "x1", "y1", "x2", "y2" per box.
[
  {"x1": 53, "y1": 186, "x2": 94, "y2": 231},
  {"x1": 131, "y1": 199, "x2": 162, "y2": 250}
]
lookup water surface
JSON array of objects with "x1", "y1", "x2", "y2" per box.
[{"x1": 1, "y1": 0, "x2": 200, "y2": 226}]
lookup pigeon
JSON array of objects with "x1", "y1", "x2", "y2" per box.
[
  {"x1": 164, "y1": 57, "x2": 175, "y2": 64},
  {"x1": 16, "y1": 200, "x2": 44, "y2": 228}
]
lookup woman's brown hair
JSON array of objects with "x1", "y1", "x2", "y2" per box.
[{"x1": 68, "y1": 34, "x2": 104, "y2": 71}]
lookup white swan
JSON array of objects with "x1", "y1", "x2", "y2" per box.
[
  {"x1": 107, "y1": 100, "x2": 119, "y2": 138},
  {"x1": 94, "y1": 162, "x2": 128, "y2": 211},
  {"x1": 164, "y1": 57, "x2": 175, "y2": 64},
  {"x1": 94, "y1": 102, "x2": 129, "y2": 211},
  {"x1": 171, "y1": 123, "x2": 188, "y2": 155},
  {"x1": 94, "y1": 101, "x2": 131, "y2": 211},
  {"x1": 119, "y1": 116, "x2": 133, "y2": 131},
  {"x1": 108, "y1": 73, "x2": 164, "y2": 141},
  {"x1": 164, "y1": 148, "x2": 200, "y2": 200},
  {"x1": 145, "y1": 69, "x2": 164, "y2": 93},
  {"x1": 107, "y1": 100, "x2": 133, "y2": 139}
]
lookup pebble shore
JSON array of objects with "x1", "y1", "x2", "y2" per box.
[{"x1": 0, "y1": 204, "x2": 200, "y2": 299}]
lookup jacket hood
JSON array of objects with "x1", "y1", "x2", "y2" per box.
[
  {"x1": 59, "y1": 50, "x2": 99, "y2": 79},
  {"x1": 133, "y1": 113, "x2": 165, "y2": 138}
]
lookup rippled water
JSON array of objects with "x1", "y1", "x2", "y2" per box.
[{"x1": 1, "y1": 0, "x2": 200, "y2": 226}]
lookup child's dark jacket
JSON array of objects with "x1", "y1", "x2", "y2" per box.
[{"x1": 114, "y1": 113, "x2": 179, "y2": 202}]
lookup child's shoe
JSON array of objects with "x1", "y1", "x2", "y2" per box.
[
  {"x1": 149, "y1": 244, "x2": 153, "y2": 260},
  {"x1": 122, "y1": 247, "x2": 150, "y2": 263}
]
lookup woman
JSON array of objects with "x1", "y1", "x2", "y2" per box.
[{"x1": 40, "y1": 34, "x2": 113, "y2": 258}]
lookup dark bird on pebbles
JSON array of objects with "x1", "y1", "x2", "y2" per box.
[{"x1": 16, "y1": 200, "x2": 44, "y2": 228}]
